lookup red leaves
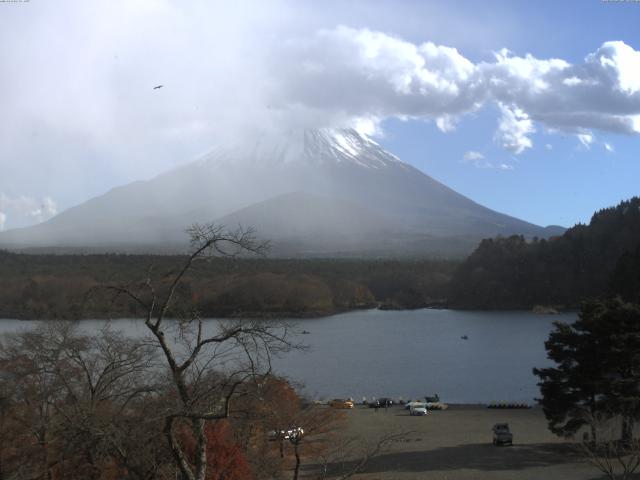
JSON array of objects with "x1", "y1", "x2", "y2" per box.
[
  {"x1": 179, "y1": 420, "x2": 254, "y2": 480},
  {"x1": 204, "y1": 422, "x2": 253, "y2": 480}
]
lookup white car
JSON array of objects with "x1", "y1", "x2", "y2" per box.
[
  {"x1": 268, "y1": 426, "x2": 305, "y2": 441},
  {"x1": 409, "y1": 402, "x2": 428, "y2": 416},
  {"x1": 404, "y1": 400, "x2": 424, "y2": 410}
]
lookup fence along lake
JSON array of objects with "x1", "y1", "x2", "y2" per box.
[{"x1": 0, "y1": 308, "x2": 574, "y2": 404}]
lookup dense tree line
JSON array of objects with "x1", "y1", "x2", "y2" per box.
[
  {"x1": 0, "y1": 252, "x2": 455, "y2": 319},
  {"x1": 449, "y1": 197, "x2": 640, "y2": 309},
  {"x1": 610, "y1": 244, "x2": 640, "y2": 305}
]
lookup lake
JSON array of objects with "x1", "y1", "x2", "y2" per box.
[{"x1": 0, "y1": 309, "x2": 574, "y2": 404}]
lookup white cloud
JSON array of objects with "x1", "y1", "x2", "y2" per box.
[
  {"x1": 0, "y1": 212, "x2": 6, "y2": 231},
  {"x1": 489, "y1": 49, "x2": 569, "y2": 94},
  {"x1": 577, "y1": 133, "x2": 594, "y2": 149},
  {"x1": 463, "y1": 151, "x2": 485, "y2": 161},
  {"x1": 485, "y1": 41, "x2": 640, "y2": 137},
  {"x1": 604, "y1": 142, "x2": 615, "y2": 153},
  {"x1": 271, "y1": 25, "x2": 483, "y2": 133},
  {"x1": 0, "y1": 193, "x2": 57, "y2": 228},
  {"x1": 591, "y1": 41, "x2": 640, "y2": 94},
  {"x1": 461, "y1": 150, "x2": 490, "y2": 168},
  {"x1": 31, "y1": 197, "x2": 58, "y2": 222},
  {"x1": 436, "y1": 115, "x2": 458, "y2": 132},
  {"x1": 461, "y1": 150, "x2": 513, "y2": 170},
  {"x1": 494, "y1": 103, "x2": 534, "y2": 153},
  {"x1": 545, "y1": 143, "x2": 553, "y2": 150},
  {"x1": 563, "y1": 76, "x2": 582, "y2": 86},
  {"x1": 271, "y1": 27, "x2": 640, "y2": 153}
]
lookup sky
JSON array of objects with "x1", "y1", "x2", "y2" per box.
[{"x1": 0, "y1": 0, "x2": 639, "y2": 230}]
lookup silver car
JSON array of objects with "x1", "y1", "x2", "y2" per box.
[
  {"x1": 492, "y1": 423, "x2": 513, "y2": 445},
  {"x1": 409, "y1": 402, "x2": 428, "y2": 416}
]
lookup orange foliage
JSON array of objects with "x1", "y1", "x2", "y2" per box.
[
  {"x1": 204, "y1": 421, "x2": 253, "y2": 480},
  {"x1": 179, "y1": 420, "x2": 254, "y2": 480}
]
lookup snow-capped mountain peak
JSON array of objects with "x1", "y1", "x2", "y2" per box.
[
  {"x1": 0, "y1": 126, "x2": 557, "y2": 256},
  {"x1": 197, "y1": 128, "x2": 407, "y2": 170}
]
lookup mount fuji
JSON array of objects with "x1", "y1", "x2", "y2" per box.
[{"x1": 0, "y1": 129, "x2": 563, "y2": 257}]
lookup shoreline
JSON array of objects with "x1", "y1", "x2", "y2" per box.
[
  {"x1": 0, "y1": 305, "x2": 577, "y2": 322},
  {"x1": 2, "y1": 311, "x2": 557, "y2": 407}
]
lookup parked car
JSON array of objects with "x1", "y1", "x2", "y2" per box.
[
  {"x1": 409, "y1": 402, "x2": 428, "y2": 416},
  {"x1": 405, "y1": 400, "x2": 425, "y2": 410},
  {"x1": 492, "y1": 423, "x2": 513, "y2": 446},
  {"x1": 267, "y1": 427, "x2": 305, "y2": 441},
  {"x1": 377, "y1": 397, "x2": 393, "y2": 407},
  {"x1": 329, "y1": 398, "x2": 354, "y2": 409}
]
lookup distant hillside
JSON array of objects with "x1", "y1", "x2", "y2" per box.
[
  {"x1": 0, "y1": 252, "x2": 455, "y2": 319},
  {"x1": 449, "y1": 197, "x2": 640, "y2": 309}
]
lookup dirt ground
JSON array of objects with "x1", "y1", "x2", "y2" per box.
[{"x1": 302, "y1": 404, "x2": 609, "y2": 480}]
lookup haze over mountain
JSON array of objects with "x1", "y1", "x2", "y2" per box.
[{"x1": 0, "y1": 129, "x2": 563, "y2": 257}]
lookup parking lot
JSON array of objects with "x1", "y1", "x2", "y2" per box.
[{"x1": 306, "y1": 404, "x2": 602, "y2": 480}]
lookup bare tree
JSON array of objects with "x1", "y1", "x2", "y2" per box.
[
  {"x1": 290, "y1": 403, "x2": 349, "y2": 480},
  {"x1": 0, "y1": 322, "x2": 162, "y2": 480},
  {"x1": 0, "y1": 322, "x2": 79, "y2": 479},
  {"x1": 53, "y1": 324, "x2": 161, "y2": 480},
  {"x1": 314, "y1": 431, "x2": 409, "y2": 480},
  {"x1": 106, "y1": 223, "x2": 298, "y2": 480},
  {"x1": 581, "y1": 413, "x2": 640, "y2": 480}
]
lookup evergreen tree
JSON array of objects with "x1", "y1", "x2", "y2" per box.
[
  {"x1": 610, "y1": 245, "x2": 640, "y2": 304},
  {"x1": 534, "y1": 298, "x2": 640, "y2": 442}
]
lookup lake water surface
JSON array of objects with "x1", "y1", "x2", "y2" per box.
[{"x1": 0, "y1": 309, "x2": 575, "y2": 404}]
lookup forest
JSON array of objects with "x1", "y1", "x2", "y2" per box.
[
  {"x1": 449, "y1": 197, "x2": 640, "y2": 309},
  {"x1": 1, "y1": 197, "x2": 639, "y2": 319},
  {"x1": 0, "y1": 251, "x2": 455, "y2": 320}
]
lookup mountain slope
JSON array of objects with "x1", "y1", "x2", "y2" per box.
[
  {"x1": 215, "y1": 191, "x2": 402, "y2": 256},
  {"x1": 0, "y1": 128, "x2": 561, "y2": 256}
]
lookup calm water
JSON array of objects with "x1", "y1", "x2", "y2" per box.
[{"x1": 0, "y1": 309, "x2": 574, "y2": 404}]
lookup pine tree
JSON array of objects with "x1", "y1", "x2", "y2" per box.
[{"x1": 534, "y1": 298, "x2": 640, "y2": 442}]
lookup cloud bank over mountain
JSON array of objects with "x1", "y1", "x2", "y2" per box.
[
  {"x1": 1, "y1": 0, "x2": 639, "y2": 228},
  {"x1": 272, "y1": 27, "x2": 640, "y2": 150},
  {"x1": 3, "y1": 2, "x2": 638, "y2": 156}
]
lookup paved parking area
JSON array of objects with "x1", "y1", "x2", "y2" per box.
[{"x1": 308, "y1": 405, "x2": 604, "y2": 480}]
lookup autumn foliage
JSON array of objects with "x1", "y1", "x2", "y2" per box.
[
  {"x1": 179, "y1": 421, "x2": 254, "y2": 480},
  {"x1": 0, "y1": 324, "x2": 344, "y2": 480}
]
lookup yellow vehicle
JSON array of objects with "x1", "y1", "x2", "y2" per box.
[{"x1": 329, "y1": 398, "x2": 354, "y2": 409}]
